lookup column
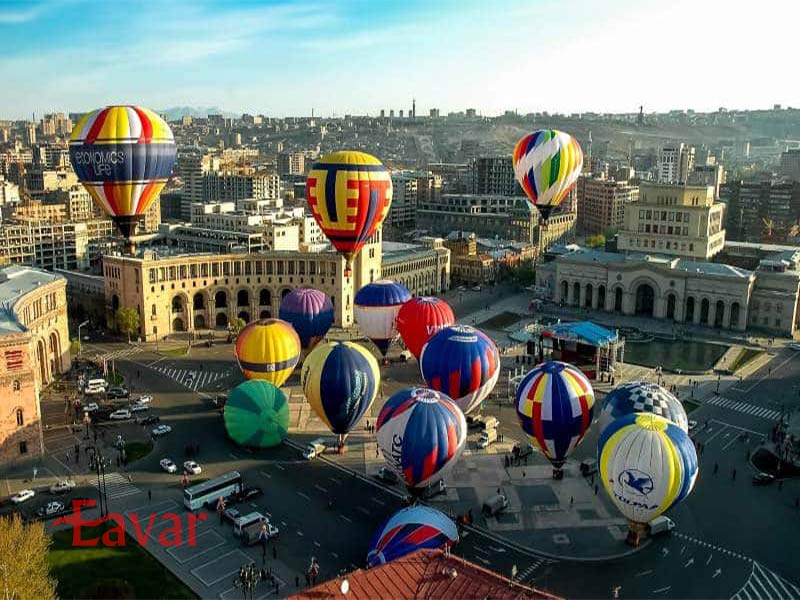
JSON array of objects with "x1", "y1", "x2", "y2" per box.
[{"x1": 708, "y1": 302, "x2": 717, "y2": 327}]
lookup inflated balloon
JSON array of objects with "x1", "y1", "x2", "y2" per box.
[
  {"x1": 396, "y1": 296, "x2": 455, "y2": 359},
  {"x1": 419, "y1": 325, "x2": 500, "y2": 415},
  {"x1": 354, "y1": 280, "x2": 411, "y2": 357},
  {"x1": 598, "y1": 413, "x2": 698, "y2": 545},
  {"x1": 597, "y1": 381, "x2": 688, "y2": 436},
  {"x1": 224, "y1": 381, "x2": 289, "y2": 448},
  {"x1": 512, "y1": 129, "x2": 583, "y2": 221},
  {"x1": 376, "y1": 387, "x2": 466, "y2": 493},
  {"x1": 300, "y1": 341, "x2": 380, "y2": 449},
  {"x1": 367, "y1": 506, "x2": 458, "y2": 567},
  {"x1": 515, "y1": 361, "x2": 595, "y2": 477},
  {"x1": 234, "y1": 319, "x2": 301, "y2": 387},
  {"x1": 278, "y1": 288, "x2": 334, "y2": 352},
  {"x1": 306, "y1": 151, "x2": 392, "y2": 275},
  {"x1": 69, "y1": 105, "x2": 177, "y2": 251}
]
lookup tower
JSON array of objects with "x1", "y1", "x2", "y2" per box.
[
  {"x1": 637, "y1": 106, "x2": 644, "y2": 126},
  {"x1": 412, "y1": 98, "x2": 416, "y2": 119}
]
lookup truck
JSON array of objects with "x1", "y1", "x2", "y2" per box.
[
  {"x1": 647, "y1": 516, "x2": 675, "y2": 536},
  {"x1": 477, "y1": 428, "x2": 497, "y2": 449},
  {"x1": 482, "y1": 493, "x2": 509, "y2": 517},
  {"x1": 241, "y1": 520, "x2": 280, "y2": 546},
  {"x1": 480, "y1": 416, "x2": 499, "y2": 431},
  {"x1": 303, "y1": 438, "x2": 327, "y2": 460}
]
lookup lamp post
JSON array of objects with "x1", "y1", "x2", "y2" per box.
[{"x1": 77, "y1": 320, "x2": 90, "y2": 357}]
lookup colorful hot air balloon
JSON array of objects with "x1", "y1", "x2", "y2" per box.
[
  {"x1": 367, "y1": 506, "x2": 459, "y2": 567},
  {"x1": 419, "y1": 325, "x2": 500, "y2": 415},
  {"x1": 376, "y1": 387, "x2": 467, "y2": 493},
  {"x1": 306, "y1": 151, "x2": 392, "y2": 276},
  {"x1": 396, "y1": 296, "x2": 455, "y2": 360},
  {"x1": 354, "y1": 280, "x2": 411, "y2": 358},
  {"x1": 224, "y1": 380, "x2": 289, "y2": 448},
  {"x1": 234, "y1": 319, "x2": 301, "y2": 387},
  {"x1": 278, "y1": 288, "x2": 334, "y2": 352},
  {"x1": 515, "y1": 361, "x2": 595, "y2": 478},
  {"x1": 300, "y1": 341, "x2": 380, "y2": 450},
  {"x1": 69, "y1": 105, "x2": 177, "y2": 251},
  {"x1": 598, "y1": 413, "x2": 698, "y2": 546},
  {"x1": 597, "y1": 381, "x2": 688, "y2": 436},
  {"x1": 512, "y1": 129, "x2": 583, "y2": 221}
]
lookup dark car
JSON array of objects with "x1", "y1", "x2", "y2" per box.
[
  {"x1": 374, "y1": 467, "x2": 399, "y2": 484},
  {"x1": 213, "y1": 395, "x2": 227, "y2": 409},
  {"x1": 107, "y1": 386, "x2": 129, "y2": 399},
  {"x1": 136, "y1": 415, "x2": 160, "y2": 426},
  {"x1": 238, "y1": 486, "x2": 263, "y2": 502},
  {"x1": 752, "y1": 472, "x2": 775, "y2": 486},
  {"x1": 90, "y1": 407, "x2": 113, "y2": 422}
]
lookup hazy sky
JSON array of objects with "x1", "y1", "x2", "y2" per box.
[{"x1": 1, "y1": 0, "x2": 797, "y2": 119}]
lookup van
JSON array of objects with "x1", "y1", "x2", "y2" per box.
[
  {"x1": 477, "y1": 428, "x2": 497, "y2": 449},
  {"x1": 233, "y1": 512, "x2": 267, "y2": 536},
  {"x1": 580, "y1": 459, "x2": 597, "y2": 476},
  {"x1": 86, "y1": 378, "x2": 108, "y2": 390},
  {"x1": 647, "y1": 516, "x2": 675, "y2": 536},
  {"x1": 480, "y1": 417, "x2": 498, "y2": 431},
  {"x1": 482, "y1": 493, "x2": 509, "y2": 517},
  {"x1": 303, "y1": 438, "x2": 327, "y2": 460}
]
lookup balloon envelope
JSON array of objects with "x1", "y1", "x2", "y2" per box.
[
  {"x1": 224, "y1": 380, "x2": 289, "y2": 448},
  {"x1": 376, "y1": 387, "x2": 466, "y2": 491},
  {"x1": 354, "y1": 280, "x2": 411, "y2": 356},
  {"x1": 300, "y1": 341, "x2": 380, "y2": 435},
  {"x1": 367, "y1": 506, "x2": 458, "y2": 567},
  {"x1": 419, "y1": 325, "x2": 500, "y2": 414},
  {"x1": 234, "y1": 319, "x2": 301, "y2": 387},
  {"x1": 515, "y1": 361, "x2": 595, "y2": 469},
  {"x1": 598, "y1": 413, "x2": 698, "y2": 524},
  {"x1": 278, "y1": 288, "x2": 334, "y2": 351},
  {"x1": 597, "y1": 381, "x2": 688, "y2": 436},
  {"x1": 396, "y1": 296, "x2": 455, "y2": 359},
  {"x1": 512, "y1": 129, "x2": 582, "y2": 221}
]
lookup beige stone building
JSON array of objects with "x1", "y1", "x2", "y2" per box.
[
  {"x1": 576, "y1": 175, "x2": 639, "y2": 235},
  {"x1": 0, "y1": 266, "x2": 71, "y2": 461}
]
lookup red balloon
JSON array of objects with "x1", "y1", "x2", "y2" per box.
[{"x1": 396, "y1": 297, "x2": 455, "y2": 359}]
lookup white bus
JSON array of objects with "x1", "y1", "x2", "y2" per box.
[{"x1": 183, "y1": 471, "x2": 243, "y2": 511}]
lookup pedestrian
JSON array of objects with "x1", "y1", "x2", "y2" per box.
[
  {"x1": 570, "y1": 496, "x2": 574, "y2": 507},
  {"x1": 732, "y1": 468, "x2": 737, "y2": 481},
  {"x1": 128, "y1": 474, "x2": 133, "y2": 483},
  {"x1": 522, "y1": 470, "x2": 526, "y2": 478},
  {"x1": 148, "y1": 490, "x2": 152, "y2": 501},
  {"x1": 524, "y1": 455, "x2": 528, "y2": 466},
  {"x1": 295, "y1": 575, "x2": 300, "y2": 588},
  {"x1": 713, "y1": 462, "x2": 719, "y2": 474},
  {"x1": 137, "y1": 370, "x2": 141, "y2": 378},
  {"x1": 594, "y1": 484, "x2": 598, "y2": 495},
  {"x1": 274, "y1": 580, "x2": 279, "y2": 594}
]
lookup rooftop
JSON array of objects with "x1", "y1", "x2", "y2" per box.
[
  {"x1": 382, "y1": 241, "x2": 436, "y2": 264},
  {"x1": 0, "y1": 266, "x2": 62, "y2": 334}
]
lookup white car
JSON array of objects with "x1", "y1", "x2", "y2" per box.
[
  {"x1": 84, "y1": 402, "x2": 99, "y2": 413},
  {"x1": 152, "y1": 424, "x2": 172, "y2": 437},
  {"x1": 109, "y1": 409, "x2": 131, "y2": 420},
  {"x1": 159, "y1": 458, "x2": 177, "y2": 473},
  {"x1": 49, "y1": 480, "x2": 76, "y2": 494},
  {"x1": 129, "y1": 402, "x2": 149, "y2": 413},
  {"x1": 10, "y1": 489, "x2": 35, "y2": 504},
  {"x1": 137, "y1": 394, "x2": 153, "y2": 404},
  {"x1": 472, "y1": 285, "x2": 482, "y2": 292},
  {"x1": 183, "y1": 461, "x2": 202, "y2": 475},
  {"x1": 688, "y1": 420, "x2": 699, "y2": 432},
  {"x1": 789, "y1": 343, "x2": 800, "y2": 351}
]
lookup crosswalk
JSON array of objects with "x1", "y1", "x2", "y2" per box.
[
  {"x1": 91, "y1": 471, "x2": 142, "y2": 500},
  {"x1": 97, "y1": 346, "x2": 144, "y2": 361},
  {"x1": 151, "y1": 366, "x2": 229, "y2": 391},
  {"x1": 517, "y1": 558, "x2": 551, "y2": 583},
  {"x1": 732, "y1": 561, "x2": 800, "y2": 600},
  {"x1": 704, "y1": 396, "x2": 781, "y2": 421}
]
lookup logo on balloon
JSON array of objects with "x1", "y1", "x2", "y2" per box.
[{"x1": 619, "y1": 469, "x2": 654, "y2": 496}]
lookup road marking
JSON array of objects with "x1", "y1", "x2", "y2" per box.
[
  {"x1": 475, "y1": 557, "x2": 491, "y2": 565},
  {"x1": 313, "y1": 541, "x2": 321, "y2": 547},
  {"x1": 281, "y1": 521, "x2": 287, "y2": 526},
  {"x1": 735, "y1": 350, "x2": 798, "y2": 393},
  {"x1": 473, "y1": 546, "x2": 489, "y2": 555},
  {"x1": 355, "y1": 506, "x2": 370, "y2": 516},
  {"x1": 275, "y1": 464, "x2": 285, "y2": 470},
  {"x1": 314, "y1": 484, "x2": 328, "y2": 494},
  {"x1": 635, "y1": 570, "x2": 653, "y2": 577},
  {"x1": 339, "y1": 515, "x2": 352, "y2": 523},
  {"x1": 260, "y1": 471, "x2": 272, "y2": 479},
  {"x1": 713, "y1": 569, "x2": 722, "y2": 578},
  {"x1": 684, "y1": 558, "x2": 695, "y2": 568},
  {"x1": 732, "y1": 561, "x2": 800, "y2": 600},
  {"x1": 680, "y1": 545, "x2": 686, "y2": 555},
  {"x1": 329, "y1": 477, "x2": 342, "y2": 485},
  {"x1": 704, "y1": 425, "x2": 728, "y2": 444},
  {"x1": 489, "y1": 546, "x2": 507, "y2": 553},
  {"x1": 370, "y1": 497, "x2": 386, "y2": 506},
  {"x1": 296, "y1": 530, "x2": 304, "y2": 537},
  {"x1": 705, "y1": 396, "x2": 781, "y2": 421},
  {"x1": 297, "y1": 492, "x2": 310, "y2": 501},
  {"x1": 651, "y1": 586, "x2": 671, "y2": 594},
  {"x1": 331, "y1": 552, "x2": 339, "y2": 559},
  {"x1": 706, "y1": 554, "x2": 713, "y2": 565}
]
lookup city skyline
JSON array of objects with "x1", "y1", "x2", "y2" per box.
[{"x1": 1, "y1": 0, "x2": 798, "y2": 119}]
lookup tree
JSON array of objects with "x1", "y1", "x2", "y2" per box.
[
  {"x1": 116, "y1": 307, "x2": 140, "y2": 343},
  {"x1": 230, "y1": 317, "x2": 247, "y2": 338},
  {"x1": 0, "y1": 515, "x2": 57, "y2": 600}
]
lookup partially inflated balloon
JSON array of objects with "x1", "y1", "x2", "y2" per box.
[
  {"x1": 234, "y1": 319, "x2": 301, "y2": 387},
  {"x1": 278, "y1": 288, "x2": 334, "y2": 352},
  {"x1": 354, "y1": 280, "x2": 411, "y2": 357},
  {"x1": 597, "y1": 381, "x2": 688, "y2": 436},
  {"x1": 396, "y1": 297, "x2": 455, "y2": 359},
  {"x1": 224, "y1": 381, "x2": 289, "y2": 448},
  {"x1": 367, "y1": 506, "x2": 458, "y2": 567},
  {"x1": 512, "y1": 129, "x2": 582, "y2": 221}
]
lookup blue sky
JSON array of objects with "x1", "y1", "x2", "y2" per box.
[{"x1": 0, "y1": 0, "x2": 797, "y2": 119}]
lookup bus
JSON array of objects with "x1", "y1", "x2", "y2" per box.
[{"x1": 183, "y1": 471, "x2": 243, "y2": 511}]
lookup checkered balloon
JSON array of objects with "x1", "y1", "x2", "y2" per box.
[{"x1": 597, "y1": 381, "x2": 688, "y2": 435}]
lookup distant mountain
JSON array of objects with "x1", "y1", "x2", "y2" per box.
[{"x1": 158, "y1": 106, "x2": 240, "y2": 120}]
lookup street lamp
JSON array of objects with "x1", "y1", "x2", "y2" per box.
[{"x1": 77, "y1": 320, "x2": 90, "y2": 357}]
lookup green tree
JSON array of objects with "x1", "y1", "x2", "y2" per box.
[
  {"x1": 230, "y1": 317, "x2": 247, "y2": 337},
  {"x1": 586, "y1": 234, "x2": 606, "y2": 248},
  {"x1": 116, "y1": 307, "x2": 140, "y2": 343},
  {"x1": 0, "y1": 515, "x2": 57, "y2": 600}
]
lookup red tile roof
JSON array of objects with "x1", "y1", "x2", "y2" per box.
[{"x1": 289, "y1": 549, "x2": 562, "y2": 600}]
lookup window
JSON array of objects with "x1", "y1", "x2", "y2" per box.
[
  {"x1": 777, "y1": 303, "x2": 783, "y2": 313},
  {"x1": 151, "y1": 304, "x2": 156, "y2": 316},
  {"x1": 16, "y1": 409, "x2": 23, "y2": 426},
  {"x1": 776, "y1": 318, "x2": 782, "y2": 327},
  {"x1": 18, "y1": 441, "x2": 27, "y2": 455},
  {"x1": 689, "y1": 243, "x2": 694, "y2": 251},
  {"x1": 13, "y1": 380, "x2": 20, "y2": 391}
]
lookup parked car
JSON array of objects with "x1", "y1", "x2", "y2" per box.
[
  {"x1": 84, "y1": 402, "x2": 99, "y2": 413},
  {"x1": 752, "y1": 472, "x2": 776, "y2": 486},
  {"x1": 137, "y1": 415, "x2": 160, "y2": 426},
  {"x1": 129, "y1": 402, "x2": 149, "y2": 413},
  {"x1": 789, "y1": 343, "x2": 800, "y2": 351},
  {"x1": 471, "y1": 285, "x2": 482, "y2": 292},
  {"x1": 37, "y1": 501, "x2": 64, "y2": 518},
  {"x1": 580, "y1": 459, "x2": 598, "y2": 477},
  {"x1": 49, "y1": 480, "x2": 76, "y2": 494},
  {"x1": 160, "y1": 458, "x2": 177, "y2": 473},
  {"x1": 183, "y1": 461, "x2": 202, "y2": 475},
  {"x1": 421, "y1": 480, "x2": 447, "y2": 500},
  {"x1": 482, "y1": 493, "x2": 509, "y2": 517},
  {"x1": 137, "y1": 394, "x2": 153, "y2": 404},
  {"x1": 688, "y1": 420, "x2": 698, "y2": 432},
  {"x1": 374, "y1": 466, "x2": 399, "y2": 484},
  {"x1": 107, "y1": 386, "x2": 129, "y2": 399},
  {"x1": 10, "y1": 489, "x2": 35, "y2": 504},
  {"x1": 238, "y1": 486, "x2": 263, "y2": 502},
  {"x1": 90, "y1": 407, "x2": 113, "y2": 422},
  {"x1": 152, "y1": 424, "x2": 172, "y2": 437},
  {"x1": 109, "y1": 409, "x2": 131, "y2": 420},
  {"x1": 223, "y1": 506, "x2": 242, "y2": 523}
]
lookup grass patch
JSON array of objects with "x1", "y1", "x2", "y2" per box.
[
  {"x1": 106, "y1": 372, "x2": 125, "y2": 385},
  {"x1": 728, "y1": 348, "x2": 764, "y2": 372},
  {"x1": 682, "y1": 399, "x2": 700, "y2": 414},
  {"x1": 125, "y1": 441, "x2": 153, "y2": 463},
  {"x1": 158, "y1": 347, "x2": 189, "y2": 357},
  {"x1": 478, "y1": 311, "x2": 522, "y2": 330},
  {"x1": 49, "y1": 522, "x2": 197, "y2": 599}
]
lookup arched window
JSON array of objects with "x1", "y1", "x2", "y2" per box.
[
  {"x1": 151, "y1": 304, "x2": 157, "y2": 316},
  {"x1": 16, "y1": 409, "x2": 23, "y2": 426},
  {"x1": 12, "y1": 380, "x2": 21, "y2": 392}
]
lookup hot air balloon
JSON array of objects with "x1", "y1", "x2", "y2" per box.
[
  {"x1": 300, "y1": 341, "x2": 380, "y2": 451},
  {"x1": 278, "y1": 288, "x2": 334, "y2": 353},
  {"x1": 367, "y1": 506, "x2": 458, "y2": 567},
  {"x1": 354, "y1": 280, "x2": 411, "y2": 359},
  {"x1": 376, "y1": 387, "x2": 467, "y2": 494},
  {"x1": 512, "y1": 129, "x2": 583, "y2": 222},
  {"x1": 598, "y1": 413, "x2": 698, "y2": 546},
  {"x1": 224, "y1": 380, "x2": 289, "y2": 448},
  {"x1": 597, "y1": 381, "x2": 688, "y2": 436},
  {"x1": 419, "y1": 325, "x2": 500, "y2": 415},
  {"x1": 514, "y1": 361, "x2": 595, "y2": 479},
  {"x1": 69, "y1": 105, "x2": 177, "y2": 252},
  {"x1": 234, "y1": 319, "x2": 301, "y2": 387},
  {"x1": 306, "y1": 151, "x2": 392, "y2": 276},
  {"x1": 396, "y1": 296, "x2": 455, "y2": 360}
]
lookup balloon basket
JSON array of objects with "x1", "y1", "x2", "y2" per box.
[
  {"x1": 337, "y1": 444, "x2": 346, "y2": 455},
  {"x1": 625, "y1": 522, "x2": 645, "y2": 547}
]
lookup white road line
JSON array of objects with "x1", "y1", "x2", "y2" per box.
[
  {"x1": 651, "y1": 586, "x2": 671, "y2": 594},
  {"x1": 339, "y1": 515, "x2": 352, "y2": 523},
  {"x1": 737, "y1": 351, "x2": 798, "y2": 393},
  {"x1": 314, "y1": 484, "x2": 328, "y2": 494},
  {"x1": 313, "y1": 541, "x2": 321, "y2": 547},
  {"x1": 370, "y1": 497, "x2": 386, "y2": 506},
  {"x1": 355, "y1": 506, "x2": 370, "y2": 516},
  {"x1": 297, "y1": 491, "x2": 310, "y2": 501},
  {"x1": 296, "y1": 530, "x2": 304, "y2": 537},
  {"x1": 635, "y1": 570, "x2": 653, "y2": 577},
  {"x1": 275, "y1": 464, "x2": 285, "y2": 470},
  {"x1": 331, "y1": 552, "x2": 339, "y2": 559},
  {"x1": 705, "y1": 425, "x2": 728, "y2": 444}
]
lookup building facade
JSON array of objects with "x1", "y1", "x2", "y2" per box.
[
  {"x1": 417, "y1": 194, "x2": 537, "y2": 243},
  {"x1": 657, "y1": 144, "x2": 695, "y2": 184},
  {"x1": 721, "y1": 176, "x2": 800, "y2": 242},
  {"x1": 576, "y1": 176, "x2": 639, "y2": 235},
  {"x1": 277, "y1": 152, "x2": 305, "y2": 176},
  {"x1": 381, "y1": 238, "x2": 450, "y2": 295},
  {"x1": 472, "y1": 157, "x2": 519, "y2": 196}
]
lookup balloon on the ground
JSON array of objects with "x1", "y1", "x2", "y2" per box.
[
  {"x1": 234, "y1": 319, "x2": 301, "y2": 386},
  {"x1": 69, "y1": 105, "x2": 177, "y2": 248},
  {"x1": 224, "y1": 380, "x2": 289, "y2": 448},
  {"x1": 354, "y1": 280, "x2": 411, "y2": 357},
  {"x1": 515, "y1": 361, "x2": 595, "y2": 472},
  {"x1": 396, "y1": 296, "x2": 455, "y2": 359},
  {"x1": 597, "y1": 381, "x2": 688, "y2": 435},
  {"x1": 375, "y1": 387, "x2": 466, "y2": 492},
  {"x1": 598, "y1": 413, "x2": 698, "y2": 527},
  {"x1": 512, "y1": 129, "x2": 583, "y2": 221},
  {"x1": 278, "y1": 288, "x2": 334, "y2": 352},
  {"x1": 367, "y1": 506, "x2": 458, "y2": 567},
  {"x1": 305, "y1": 151, "x2": 392, "y2": 275},
  {"x1": 300, "y1": 341, "x2": 380, "y2": 442},
  {"x1": 419, "y1": 325, "x2": 500, "y2": 414}
]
